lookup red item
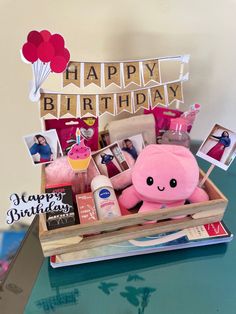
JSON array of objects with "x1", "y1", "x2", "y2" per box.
[
  {"x1": 22, "y1": 42, "x2": 38, "y2": 63},
  {"x1": 76, "y1": 193, "x2": 98, "y2": 224},
  {"x1": 50, "y1": 56, "x2": 67, "y2": 73},
  {"x1": 106, "y1": 161, "x2": 120, "y2": 178},
  {"x1": 55, "y1": 47, "x2": 70, "y2": 62},
  {"x1": 27, "y1": 30, "x2": 43, "y2": 47},
  {"x1": 50, "y1": 34, "x2": 65, "y2": 53},
  {"x1": 40, "y1": 157, "x2": 50, "y2": 163},
  {"x1": 144, "y1": 107, "x2": 183, "y2": 143},
  {"x1": 45, "y1": 117, "x2": 99, "y2": 154},
  {"x1": 40, "y1": 30, "x2": 51, "y2": 42},
  {"x1": 207, "y1": 143, "x2": 225, "y2": 161},
  {"x1": 205, "y1": 222, "x2": 228, "y2": 237},
  {"x1": 38, "y1": 42, "x2": 55, "y2": 63}
]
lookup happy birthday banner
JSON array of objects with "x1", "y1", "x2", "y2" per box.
[
  {"x1": 40, "y1": 79, "x2": 186, "y2": 118},
  {"x1": 62, "y1": 55, "x2": 189, "y2": 88}
]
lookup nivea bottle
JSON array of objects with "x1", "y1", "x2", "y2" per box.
[{"x1": 91, "y1": 175, "x2": 121, "y2": 219}]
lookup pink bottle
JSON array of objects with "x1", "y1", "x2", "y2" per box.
[
  {"x1": 161, "y1": 117, "x2": 190, "y2": 148},
  {"x1": 181, "y1": 103, "x2": 201, "y2": 132}
]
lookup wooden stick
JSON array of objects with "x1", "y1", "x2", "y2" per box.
[{"x1": 199, "y1": 164, "x2": 215, "y2": 187}]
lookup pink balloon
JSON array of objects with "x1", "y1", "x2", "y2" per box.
[
  {"x1": 27, "y1": 31, "x2": 43, "y2": 47},
  {"x1": 56, "y1": 47, "x2": 70, "y2": 63},
  {"x1": 50, "y1": 34, "x2": 65, "y2": 53},
  {"x1": 40, "y1": 30, "x2": 51, "y2": 42},
  {"x1": 22, "y1": 42, "x2": 38, "y2": 63},
  {"x1": 38, "y1": 42, "x2": 55, "y2": 62},
  {"x1": 50, "y1": 56, "x2": 67, "y2": 73}
]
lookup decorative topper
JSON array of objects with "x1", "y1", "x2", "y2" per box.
[
  {"x1": 67, "y1": 129, "x2": 92, "y2": 194},
  {"x1": 6, "y1": 192, "x2": 72, "y2": 225},
  {"x1": 40, "y1": 79, "x2": 185, "y2": 118},
  {"x1": 21, "y1": 30, "x2": 70, "y2": 102},
  {"x1": 23, "y1": 129, "x2": 63, "y2": 165},
  {"x1": 67, "y1": 130, "x2": 92, "y2": 173},
  {"x1": 62, "y1": 55, "x2": 189, "y2": 88},
  {"x1": 197, "y1": 124, "x2": 236, "y2": 186}
]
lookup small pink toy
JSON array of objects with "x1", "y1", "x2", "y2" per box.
[{"x1": 119, "y1": 145, "x2": 209, "y2": 213}]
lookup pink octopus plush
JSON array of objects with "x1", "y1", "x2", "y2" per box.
[{"x1": 119, "y1": 145, "x2": 209, "y2": 212}]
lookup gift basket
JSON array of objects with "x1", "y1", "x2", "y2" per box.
[{"x1": 21, "y1": 30, "x2": 228, "y2": 259}]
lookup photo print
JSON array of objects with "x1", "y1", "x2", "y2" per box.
[
  {"x1": 99, "y1": 130, "x2": 111, "y2": 149},
  {"x1": 92, "y1": 142, "x2": 129, "y2": 178},
  {"x1": 197, "y1": 124, "x2": 236, "y2": 170},
  {"x1": 24, "y1": 129, "x2": 63, "y2": 166},
  {"x1": 118, "y1": 133, "x2": 145, "y2": 161}
]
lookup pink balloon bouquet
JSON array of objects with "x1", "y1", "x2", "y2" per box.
[{"x1": 21, "y1": 30, "x2": 70, "y2": 101}]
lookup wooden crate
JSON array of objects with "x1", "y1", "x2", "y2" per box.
[{"x1": 39, "y1": 168, "x2": 228, "y2": 257}]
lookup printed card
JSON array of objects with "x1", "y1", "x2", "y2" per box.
[{"x1": 197, "y1": 124, "x2": 236, "y2": 170}]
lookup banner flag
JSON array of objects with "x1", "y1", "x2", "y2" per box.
[
  {"x1": 40, "y1": 78, "x2": 186, "y2": 118},
  {"x1": 80, "y1": 95, "x2": 97, "y2": 116},
  {"x1": 62, "y1": 55, "x2": 189, "y2": 88},
  {"x1": 133, "y1": 89, "x2": 149, "y2": 112},
  {"x1": 150, "y1": 85, "x2": 166, "y2": 108},
  {"x1": 123, "y1": 62, "x2": 141, "y2": 87},
  {"x1": 99, "y1": 94, "x2": 115, "y2": 116},
  {"x1": 63, "y1": 61, "x2": 80, "y2": 87},
  {"x1": 40, "y1": 93, "x2": 58, "y2": 118},
  {"x1": 60, "y1": 94, "x2": 77, "y2": 117},
  {"x1": 84, "y1": 63, "x2": 101, "y2": 87},
  {"x1": 104, "y1": 63, "x2": 121, "y2": 87},
  {"x1": 142, "y1": 59, "x2": 160, "y2": 85},
  {"x1": 167, "y1": 82, "x2": 183, "y2": 104},
  {"x1": 116, "y1": 92, "x2": 133, "y2": 114}
]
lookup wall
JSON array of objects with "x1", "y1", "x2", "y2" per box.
[{"x1": 1, "y1": 0, "x2": 236, "y2": 227}]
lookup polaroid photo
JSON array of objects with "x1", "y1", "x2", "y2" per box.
[
  {"x1": 99, "y1": 130, "x2": 111, "y2": 149},
  {"x1": 24, "y1": 129, "x2": 63, "y2": 166},
  {"x1": 118, "y1": 133, "x2": 145, "y2": 161},
  {"x1": 197, "y1": 124, "x2": 236, "y2": 170},
  {"x1": 92, "y1": 142, "x2": 129, "y2": 178}
]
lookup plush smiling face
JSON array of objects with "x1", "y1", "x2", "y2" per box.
[{"x1": 132, "y1": 145, "x2": 199, "y2": 203}]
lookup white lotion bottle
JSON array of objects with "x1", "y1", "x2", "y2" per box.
[{"x1": 91, "y1": 175, "x2": 121, "y2": 219}]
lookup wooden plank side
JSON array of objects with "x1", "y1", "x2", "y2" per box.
[
  {"x1": 41, "y1": 214, "x2": 223, "y2": 256},
  {"x1": 199, "y1": 169, "x2": 227, "y2": 200},
  {"x1": 39, "y1": 199, "x2": 227, "y2": 242},
  {"x1": 39, "y1": 167, "x2": 228, "y2": 256}
]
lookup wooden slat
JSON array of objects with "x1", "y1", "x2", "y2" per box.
[
  {"x1": 39, "y1": 167, "x2": 228, "y2": 257},
  {"x1": 199, "y1": 169, "x2": 227, "y2": 200},
  {"x1": 39, "y1": 199, "x2": 227, "y2": 241},
  {"x1": 41, "y1": 214, "x2": 223, "y2": 256}
]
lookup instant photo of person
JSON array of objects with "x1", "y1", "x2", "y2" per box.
[
  {"x1": 24, "y1": 130, "x2": 63, "y2": 166},
  {"x1": 119, "y1": 134, "x2": 145, "y2": 161},
  {"x1": 197, "y1": 124, "x2": 236, "y2": 170},
  {"x1": 99, "y1": 130, "x2": 111, "y2": 148},
  {"x1": 92, "y1": 143, "x2": 129, "y2": 178}
]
